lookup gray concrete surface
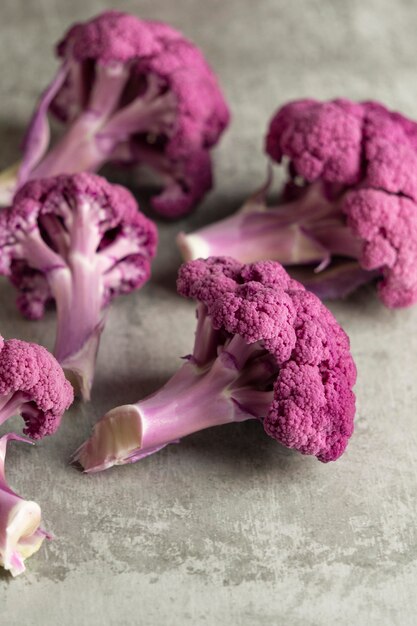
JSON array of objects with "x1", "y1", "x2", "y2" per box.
[{"x1": 1, "y1": 0, "x2": 417, "y2": 624}]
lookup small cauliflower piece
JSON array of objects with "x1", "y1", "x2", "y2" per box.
[
  {"x1": 0, "y1": 433, "x2": 51, "y2": 577},
  {"x1": 1, "y1": 11, "x2": 230, "y2": 218},
  {"x1": 0, "y1": 173, "x2": 157, "y2": 400},
  {"x1": 0, "y1": 337, "x2": 73, "y2": 439},
  {"x1": 179, "y1": 99, "x2": 417, "y2": 307},
  {"x1": 74, "y1": 257, "x2": 356, "y2": 472}
]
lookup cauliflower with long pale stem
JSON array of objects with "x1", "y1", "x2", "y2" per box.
[
  {"x1": 0, "y1": 173, "x2": 157, "y2": 400},
  {"x1": 179, "y1": 99, "x2": 417, "y2": 307},
  {"x1": 0, "y1": 11, "x2": 230, "y2": 218},
  {"x1": 74, "y1": 257, "x2": 356, "y2": 473}
]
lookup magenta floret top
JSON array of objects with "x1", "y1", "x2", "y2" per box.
[
  {"x1": 178, "y1": 257, "x2": 356, "y2": 462},
  {"x1": 266, "y1": 98, "x2": 417, "y2": 308},
  {"x1": 0, "y1": 338, "x2": 74, "y2": 439}
]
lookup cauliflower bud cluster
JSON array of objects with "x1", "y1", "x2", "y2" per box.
[
  {"x1": 267, "y1": 98, "x2": 417, "y2": 308},
  {"x1": 1, "y1": 11, "x2": 230, "y2": 218},
  {"x1": 74, "y1": 258, "x2": 356, "y2": 473},
  {"x1": 179, "y1": 98, "x2": 417, "y2": 309},
  {"x1": 0, "y1": 172, "x2": 158, "y2": 400},
  {"x1": 0, "y1": 337, "x2": 73, "y2": 576}
]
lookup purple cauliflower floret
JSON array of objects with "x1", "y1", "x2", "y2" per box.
[
  {"x1": 0, "y1": 11, "x2": 230, "y2": 218},
  {"x1": 343, "y1": 189, "x2": 417, "y2": 307},
  {"x1": 73, "y1": 257, "x2": 356, "y2": 473},
  {"x1": 0, "y1": 172, "x2": 157, "y2": 400},
  {"x1": 178, "y1": 98, "x2": 417, "y2": 308},
  {"x1": 266, "y1": 98, "x2": 365, "y2": 184},
  {"x1": 0, "y1": 337, "x2": 73, "y2": 439}
]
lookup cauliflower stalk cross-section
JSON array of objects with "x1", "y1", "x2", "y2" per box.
[{"x1": 0, "y1": 434, "x2": 51, "y2": 577}]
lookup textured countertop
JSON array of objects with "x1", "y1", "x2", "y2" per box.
[{"x1": 1, "y1": 1, "x2": 417, "y2": 624}]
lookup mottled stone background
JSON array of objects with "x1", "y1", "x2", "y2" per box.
[{"x1": 1, "y1": 1, "x2": 417, "y2": 624}]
